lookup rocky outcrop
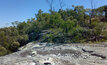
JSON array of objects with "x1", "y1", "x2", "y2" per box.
[{"x1": 0, "y1": 42, "x2": 107, "y2": 65}]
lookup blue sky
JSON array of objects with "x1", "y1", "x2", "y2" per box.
[{"x1": 0, "y1": 0, "x2": 107, "y2": 28}]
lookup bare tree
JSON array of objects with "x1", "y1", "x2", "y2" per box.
[
  {"x1": 89, "y1": 0, "x2": 94, "y2": 24},
  {"x1": 104, "y1": 6, "x2": 107, "y2": 20},
  {"x1": 46, "y1": 0, "x2": 54, "y2": 12},
  {"x1": 59, "y1": 0, "x2": 65, "y2": 10},
  {"x1": 91, "y1": 0, "x2": 94, "y2": 10}
]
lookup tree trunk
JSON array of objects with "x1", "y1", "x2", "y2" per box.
[{"x1": 104, "y1": 7, "x2": 107, "y2": 20}]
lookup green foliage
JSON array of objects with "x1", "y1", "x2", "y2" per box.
[
  {"x1": 0, "y1": 27, "x2": 28, "y2": 56},
  {"x1": 42, "y1": 28, "x2": 64, "y2": 43},
  {"x1": 9, "y1": 42, "x2": 20, "y2": 51},
  {"x1": 0, "y1": 46, "x2": 7, "y2": 56},
  {"x1": 11, "y1": 5, "x2": 107, "y2": 43}
]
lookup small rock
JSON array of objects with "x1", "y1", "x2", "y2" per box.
[
  {"x1": 31, "y1": 51, "x2": 37, "y2": 56},
  {"x1": 28, "y1": 62, "x2": 36, "y2": 65}
]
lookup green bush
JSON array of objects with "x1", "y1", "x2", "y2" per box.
[
  {"x1": 0, "y1": 46, "x2": 7, "y2": 56},
  {"x1": 42, "y1": 28, "x2": 64, "y2": 43},
  {"x1": 9, "y1": 42, "x2": 20, "y2": 51}
]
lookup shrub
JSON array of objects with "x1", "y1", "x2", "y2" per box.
[{"x1": 0, "y1": 46, "x2": 7, "y2": 56}]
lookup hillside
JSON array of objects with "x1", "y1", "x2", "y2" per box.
[{"x1": 0, "y1": 5, "x2": 107, "y2": 56}]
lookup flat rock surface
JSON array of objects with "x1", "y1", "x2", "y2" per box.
[{"x1": 0, "y1": 42, "x2": 107, "y2": 65}]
